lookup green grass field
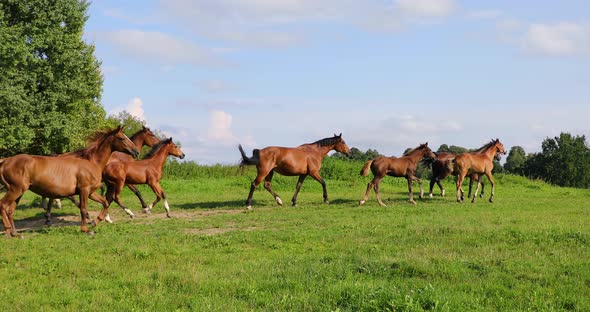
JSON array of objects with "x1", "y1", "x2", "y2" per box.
[{"x1": 0, "y1": 162, "x2": 589, "y2": 311}]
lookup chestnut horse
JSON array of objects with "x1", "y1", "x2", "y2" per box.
[
  {"x1": 425, "y1": 146, "x2": 502, "y2": 198},
  {"x1": 0, "y1": 126, "x2": 139, "y2": 237},
  {"x1": 359, "y1": 143, "x2": 435, "y2": 206},
  {"x1": 42, "y1": 126, "x2": 160, "y2": 225},
  {"x1": 238, "y1": 134, "x2": 351, "y2": 209},
  {"x1": 103, "y1": 138, "x2": 185, "y2": 218},
  {"x1": 448, "y1": 139, "x2": 507, "y2": 203}
]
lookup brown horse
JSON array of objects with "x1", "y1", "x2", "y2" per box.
[
  {"x1": 238, "y1": 134, "x2": 351, "y2": 209},
  {"x1": 42, "y1": 126, "x2": 160, "y2": 225},
  {"x1": 103, "y1": 138, "x2": 185, "y2": 218},
  {"x1": 426, "y1": 146, "x2": 502, "y2": 198},
  {"x1": 448, "y1": 139, "x2": 507, "y2": 203},
  {"x1": 359, "y1": 143, "x2": 436, "y2": 206},
  {"x1": 0, "y1": 126, "x2": 139, "y2": 237}
]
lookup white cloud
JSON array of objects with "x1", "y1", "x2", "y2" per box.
[
  {"x1": 522, "y1": 22, "x2": 590, "y2": 56},
  {"x1": 395, "y1": 0, "x2": 456, "y2": 18},
  {"x1": 98, "y1": 29, "x2": 226, "y2": 66},
  {"x1": 206, "y1": 110, "x2": 237, "y2": 146},
  {"x1": 109, "y1": 97, "x2": 147, "y2": 123},
  {"x1": 126, "y1": 97, "x2": 145, "y2": 121}
]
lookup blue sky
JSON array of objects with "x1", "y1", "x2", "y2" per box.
[{"x1": 84, "y1": 0, "x2": 590, "y2": 164}]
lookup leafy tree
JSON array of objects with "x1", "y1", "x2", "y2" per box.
[
  {"x1": 523, "y1": 133, "x2": 590, "y2": 187},
  {"x1": 0, "y1": 0, "x2": 104, "y2": 157},
  {"x1": 106, "y1": 111, "x2": 148, "y2": 138},
  {"x1": 331, "y1": 147, "x2": 382, "y2": 161},
  {"x1": 504, "y1": 146, "x2": 526, "y2": 174},
  {"x1": 437, "y1": 144, "x2": 468, "y2": 154}
]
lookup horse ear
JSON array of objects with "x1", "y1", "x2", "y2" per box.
[
  {"x1": 425, "y1": 142, "x2": 428, "y2": 146},
  {"x1": 338, "y1": 133, "x2": 342, "y2": 137},
  {"x1": 117, "y1": 125, "x2": 124, "y2": 132}
]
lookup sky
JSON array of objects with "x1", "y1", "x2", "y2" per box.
[{"x1": 84, "y1": 0, "x2": 590, "y2": 164}]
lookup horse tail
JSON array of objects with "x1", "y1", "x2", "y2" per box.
[
  {"x1": 360, "y1": 160, "x2": 373, "y2": 176},
  {"x1": 238, "y1": 144, "x2": 259, "y2": 166},
  {"x1": 445, "y1": 159, "x2": 455, "y2": 175}
]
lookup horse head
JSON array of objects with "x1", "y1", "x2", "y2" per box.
[
  {"x1": 419, "y1": 142, "x2": 436, "y2": 160},
  {"x1": 333, "y1": 133, "x2": 351, "y2": 156},
  {"x1": 140, "y1": 126, "x2": 161, "y2": 147},
  {"x1": 164, "y1": 138, "x2": 185, "y2": 159},
  {"x1": 112, "y1": 126, "x2": 140, "y2": 158},
  {"x1": 493, "y1": 138, "x2": 507, "y2": 155}
]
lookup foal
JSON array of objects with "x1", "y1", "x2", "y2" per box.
[
  {"x1": 359, "y1": 143, "x2": 435, "y2": 206},
  {"x1": 103, "y1": 138, "x2": 185, "y2": 218},
  {"x1": 450, "y1": 139, "x2": 507, "y2": 203}
]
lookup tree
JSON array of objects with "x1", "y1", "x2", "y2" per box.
[
  {"x1": 105, "y1": 111, "x2": 148, "y2": 138},
  {"x1": 0, "y1": 0, "x2": 104, "y2": 157},
  {"x1": 523, "y1": 133, "x2": 590, "y2": 187},
  {"x1": 504, "y1": 146, "x2": 526, "y2": 174},
  {"x1": 437, "y1": 144, "x2": 468, "y2": 154}
]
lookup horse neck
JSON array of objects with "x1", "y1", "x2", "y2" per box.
[
  {"x1": 480, "y1": 145, "x2": 497, "y2": 160},
  {"x1": 130, "y1": 133, "x2": 146, "y2": 149},
  {"x1": 87, "y1": 140, "x2": 115, "y2": 168},
  {"x1": 147, "y1": 145, "x2": 171, "y2": 170}
]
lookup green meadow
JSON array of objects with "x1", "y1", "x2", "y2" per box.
[{"x1": 0, "y1": 159, "x2": 589, "y2": 311}]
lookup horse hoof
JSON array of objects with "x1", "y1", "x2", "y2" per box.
[
  {"x1": 324, "y1": 200, "x2": 330, "y2": 205},
  {"x1": 292, "y1": 203, "x2": 298, "y2": 207},
  {"x1": 245, "y1": 205, "x2": 252, "y2": 210},
  {"x1": 428, "y1": 194, "x2": 433, "y2": 198},
  {"x1": 489, "y1": 198, "x2": 494, "y2": 203},
  {"x1": 409, "y1": 200, "x2": 417, "y2": 206},
  {"x1": 166, "y1": 214, "x2": 172, "y2": 218},
  {"x1": 87, "y1": 231, "x2": 95, "y2": 236},
  {"x1": 129, "y1": 214, "x2": 135, "y2": 219},
  {"x1": 378, "y1": 202, "x2": 386, "y2": 207},
  {"x1": 275, "y1": 197, "x2": 283, "y2": 206},
  {"x1": 359, "y1": 200, "x2": 365, "y2": 206}
]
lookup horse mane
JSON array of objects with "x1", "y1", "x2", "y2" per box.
[
  {"x1": 404, "y1": 143, "x2": 428, "y2": 156},
  {"x1": 474, "y1": 139, "x2": 498, "y2": 153},
  {"x1": 70, "y1": 128, "x2": 119, "y2": 159},
  {"x1": 144, "y1": 138, "x2": 172, "y2": 159},
  {"x1": 309, "y1": 135, "x2": 341, "y2": 147},
  {"x1": 129, "y1": 127, "x2": 149, "y2": 141}
]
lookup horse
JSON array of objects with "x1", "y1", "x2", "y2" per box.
[
  {"x1": 425, "y1": 147, "x2": 502, "y2": 198},
  {"x1": 359, "y1": 143, "x2": 436, "y2": 206},
  {"x1": 0, "y1": 126, "x2": 139, "y2": 237},
  {"x1": 448, "y1": 139, "x2": 507, "y2": 203},
  {"x1": 42, "y1": 126, "x2": 160, "y2": 225},
  {"x1": 238, "y1": 133, "x2": 351, "y2": 210},
  {"x1": 103, "y1": 138, "x2": 185, "y2": 218}
]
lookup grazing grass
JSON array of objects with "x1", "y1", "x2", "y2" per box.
[{"x1": 0, "y1": 161, "x2": 589, "y2": 311}]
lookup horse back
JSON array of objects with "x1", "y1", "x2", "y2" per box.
[
  {"x1": 371, "y1": 156, "x2": 413, "y2": 177},
  {"x1": 259, "y1": 146, "x2": 318, "y2": 176}
]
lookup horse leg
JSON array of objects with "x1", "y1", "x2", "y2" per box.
[
  {"x1": 263, "y1": 171, "x2": 283, "y2": 206},
  {"x1": 485, "y1": 171, "x2": 496, "y2": 203},
  {"x1": 245, "y1": 169, "x2": 270, "y2": 210},
  {"x1": 90, "y1": 191, "x2": 111, "y2": 226},
  {"x1": 428, "y1": 178, "x2": 436, "y2": 198},
  {"x1": 45, "y1": 198, "x2": 55, "y2": 226},
  {"x1": 291, "y1": 175, "x2": 307, "y2": 206},
  {"x1": 359, "y1": 179, "x2": 375, "y2": 205},
  {"x1": 77, "y1": 190, "x2": 93, "y2": 235},
  {"x1": 407, "y1": 176, "x2": 416, "y2": 205},
  {"x1": 374, "y1": 177, "x2": 387, "y2": 207},
  {"x1": 480, "y1": 180, "x2": 485, "y2": 198},
  {"x1": 127, "y1": 184, "x2": 148, "y2": 209},
  {"x1": 112, "y1": 181, "x2": 135, "y2": 219},
  {"x1": 415, "y1": 177, "x2": 424, "y2": 199},
  {"x1": 1, "y1": 188, "x2": 25, "y2": 238},
  {"x1": 148, "y1": 182, "x2": 170, "y2": 217},
  {"x1": 436, "y1": 180, "x2": 445, "y2": 197},
  {"x1": 309, "y1": 171, "x2": 329, "y2": 204},
  {"x1": 471, "y1": 175, "x2": 482, "y2": 203},
  {"x1": 41, "y1": 196, "x2": 47, "y2": 209},
  {"x1": 456, "y1": 174, "x2": 465, "y2": 203},
  {"x1": 467, "y1": 175, "x2": 474, "y2": 199}
]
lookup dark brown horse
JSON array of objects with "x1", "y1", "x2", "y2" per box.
[
  {"x1": 238, "y1": 134, "x2": 351, "y2": 209},
  {"x1": 425, "y1": 146, "x2": 502, "y2": 198},
  {"x1": 448, "y1": 139, "x2": 507, "y2": 203},
  {"x1": 103, "y1": 138, "x2": 185, "y2": 218},
  {"x1": 359, "y1": 143, "x2": 435, "y2": 206},
  {"x1": 0, "y1": 126, "x2": 139, "y2": 237},
  {"x1": 42, "y1": 126, "x2": 160, "y2": 225}
]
